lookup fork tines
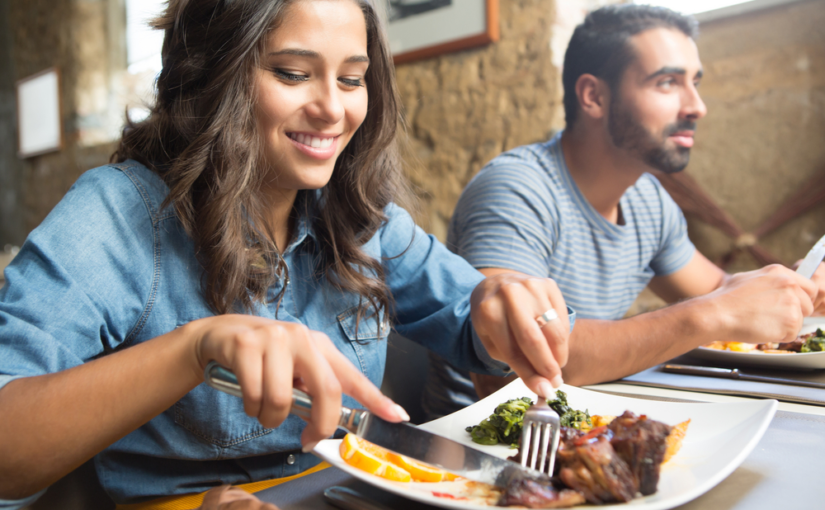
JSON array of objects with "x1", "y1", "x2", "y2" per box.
[{"x1": 519, "y1": 399, "x2": 560, "y2": 476}]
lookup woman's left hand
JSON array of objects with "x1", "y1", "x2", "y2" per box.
[
  {"x1": 470, "y1": 272, "x2": 570, "y2": 398},
  {"x1": 198, "y1": 485, "x2": 279, "y2": 509}
]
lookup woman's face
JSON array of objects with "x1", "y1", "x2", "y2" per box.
[{"x1": 254, "y1": 0, "x2": 369, "y2": 193}]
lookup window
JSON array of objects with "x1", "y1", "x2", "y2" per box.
[{"x1": 635, "y1": 0, "x2": 801, "y2": 19}]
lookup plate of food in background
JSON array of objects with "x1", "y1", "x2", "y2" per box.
[
  {"x1": 312, "y1": 378, "x2": 776, "y2": 509},
  {"x1": 688, "y1": 317, "x2": 825, "y2": 370}
]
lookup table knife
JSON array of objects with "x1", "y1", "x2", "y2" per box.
[
  {"x1": 204, "y1": 361, "x2": 548, "y2": 488},
  {"x1": 796, "y1": 233, "x2": 825, "y2": 279},
  {"x1": 663, "y1": 364, "x2": 825, "y2": 389}
]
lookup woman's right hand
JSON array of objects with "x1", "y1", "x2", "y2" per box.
[{"x1": 184, "y1": 315, "x2": 408, "y2": 450}]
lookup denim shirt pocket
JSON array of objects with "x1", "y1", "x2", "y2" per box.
[
  {"x1": 337, "y1": 306, "x2": 390, "y2": 384},
  {"x1": 171, "y1": 319, "x2": 274, "y2": 450}
]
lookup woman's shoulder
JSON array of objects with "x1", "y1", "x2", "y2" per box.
[{"x1": 72, "y1": 160, "x2": 174, "y2": 223}]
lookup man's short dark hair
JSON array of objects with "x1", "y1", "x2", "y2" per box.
[{"x1": 562, "y1": 5, "x2": 699, "y2": 126}]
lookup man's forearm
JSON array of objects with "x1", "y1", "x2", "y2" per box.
[{"x1": 562, "y1": 299, "x2": 714, "y2": 386}]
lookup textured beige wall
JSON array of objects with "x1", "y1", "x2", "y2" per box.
[
  {"x1": 686, "y1": 0, "x2": 825, "y2": 272},
  {"x1": 395, "y1": 0, "x2": 561, "y2": 240},
  {"x1": 7, "y1": 0, "x2": 118, "y2": 236}
]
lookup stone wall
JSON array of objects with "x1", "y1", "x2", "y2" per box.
[
  {"x1": 680, "y1": 0, "x2": 825, "y2": 271},
  {"x1": 1, "y1": 0, "x2": 119, "y2": 244},
  {"x1": 396, "y1": 0, "x2": 560, "y2": 240}
]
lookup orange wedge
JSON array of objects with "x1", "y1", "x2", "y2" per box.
[
  {"x1": 340, "y1": 434, "x2": 411, "y2": 482},
  {"x1": 339, "y1": 434, "x2": 462, "y2": 483},
  {"x1": 385, "y1": 452, "x2": 449, "y2": 482}
]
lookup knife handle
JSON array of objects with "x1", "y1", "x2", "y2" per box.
[
  {"x1": 663, "y1": 364, "x2": 740, "y2": 378},
  {"x1": 203, "y1": 361, "x2": 367, "y2": 433}
]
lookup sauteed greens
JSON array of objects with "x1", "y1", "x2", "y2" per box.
[
  {"x1": 547, "y1": 390, "x2": 592, "y2": 430},
  {"x1": 465, "y1": 391, "x2": 591, "y2": 447},
  {"x1": 802, "y1": 328, "x2": 825, "y2": 353},
  {"x1": 465, "y1": 397, "x2": 532, "y2": 447}
]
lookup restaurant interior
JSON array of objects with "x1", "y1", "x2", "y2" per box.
[{"x1": 1, "y1": 0, "x2": 824, "y2": 509}]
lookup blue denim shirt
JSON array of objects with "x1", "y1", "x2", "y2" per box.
[{"x1": 0, "y1": 160, "x2": 508, "y2": 506}]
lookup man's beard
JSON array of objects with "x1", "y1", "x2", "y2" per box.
[{"x1": 607, "y1": 97, "x2": 696, "y2": 174}]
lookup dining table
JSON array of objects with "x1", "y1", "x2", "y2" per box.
[{"x1": 253, "y1": 352, "x2": 825, "y2": 509}]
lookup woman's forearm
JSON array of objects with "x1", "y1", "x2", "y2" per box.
[{"x1": 0, "y1": 324, "x2": 202, "y2": 499}]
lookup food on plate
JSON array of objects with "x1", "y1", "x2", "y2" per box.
[
  {"x1": 466, "y1": 391, "x2": 690, "y2": 507},
  {"x1": 339, "y1": 433, "x2": 411, "y2": 482},
  {"x1": 663, "y1": 418, "x2": 690, "y2": 463},
  {"x1": 703, "y1": 328, "x2": 825, "y2": 354},
  {"x1": 547, "y1": 390, "x2": 592, "y2": 431},
  {"x1": 498, "y1": 473, "x2": 586, "y2": 508},
  {"x1": 502, "y1": 411, "x2": 679, "y2": 507},
  {"x1": 465, "y1": 397, "x2": 532, "y2": 447},
  {"x1": 339, "y1": 433, "x2": 460, "y2": 483}
]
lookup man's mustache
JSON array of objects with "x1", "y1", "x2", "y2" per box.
[{"x1": 663, "y1": 120, "x2": 697, "y2": 137}]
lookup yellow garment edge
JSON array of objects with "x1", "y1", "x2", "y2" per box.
[{"x1": 115, "y1": 462, "x2": 331, "y2": 510}]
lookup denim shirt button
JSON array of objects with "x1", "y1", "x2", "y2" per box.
[{"x1": 286, "y1": 454, "x2": 296, "y2": 465}]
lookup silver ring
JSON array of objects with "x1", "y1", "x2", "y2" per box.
[{"x1": 536, "y1": 308, "x2": 559, "y2": 328}]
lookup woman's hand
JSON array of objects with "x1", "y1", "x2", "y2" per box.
[
  {"x1": 199, "y1": 485, "x2": 277, "y2": 510},
  {"x1": 470, "y1": 272, "x2": 570, "y2": 399},
  {"x1": 185, "y1": 315, "x2": 408, "y2": 450}
]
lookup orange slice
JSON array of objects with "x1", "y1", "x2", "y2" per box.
[
  {"x1": 385, "y1": 452, "x2": 449, "y2": 482},
  {"x1": 340, "y1": 434, "x2": 411, "y2": 482},
  {"x1": 340, "y1": 434, "x2": 464, "y2": 482}
]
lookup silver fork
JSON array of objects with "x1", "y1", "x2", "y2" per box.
[{"x1": 519, "y1": 397, "x2": 561, "y2": 476}]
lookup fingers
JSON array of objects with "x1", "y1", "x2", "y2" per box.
[
  {"x1": 291, "y1": 330, "x2": 343, "y2": 448},
  {"x1": 199, "y1": 485, "x2": 279, "y2": 510},
  {"x1": 258, "y1": 337, "x2": 293, "y2": 429},
  {"x1": 311, "y1": 331, "x2": 408, "y2": 423},
  {"x1": 471, "y1": 273, "x2": 570, "y2": 398},
  {"x1": 811, "y1": 262, "x2": 825, "y2": 314},
  {"x1": 500, "y1": 283, "x2": 563, "y2": 393}
]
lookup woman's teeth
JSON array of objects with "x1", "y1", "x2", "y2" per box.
[{"x1": 289, "y1": 133, "x2": 334, "y2": 149}]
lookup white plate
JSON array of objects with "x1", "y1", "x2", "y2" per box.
[
  {"x1": 689, "y1": 317, "x2": 825, "y2": 370},
  {"x1": 313, "y1": 379, "x2": 777, "y2": 509}
]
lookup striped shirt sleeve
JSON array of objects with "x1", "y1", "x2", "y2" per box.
[{"x1": 448, "y1": 159, "x2": 559, "y2": 278}]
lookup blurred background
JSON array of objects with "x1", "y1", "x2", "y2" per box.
[
  {"x1": 1, "y1": 0, "x2": 823, "y2": 284},
  {"x1": 0, "y1": 1, "x2": 823, "y2": 506}
]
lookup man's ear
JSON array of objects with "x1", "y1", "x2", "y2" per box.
[{"x1": 575, "y1": 74, "x2": 609, "y2": 120}]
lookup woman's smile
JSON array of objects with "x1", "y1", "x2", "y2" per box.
[{"x1": 286, "y1": 131, "x2": 340, "y2": 159}]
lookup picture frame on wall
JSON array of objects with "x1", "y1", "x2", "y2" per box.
[
  {"x1": 16, "y1": 67, "x2": 63, "y2": 158},
  {"x1": 386, "y1": 0, "x2": 499, "y2": 64}
]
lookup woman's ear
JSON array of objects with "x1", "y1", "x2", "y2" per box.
[{"x1": 575, "y1": 74, "x2": 610, "y2": 121}]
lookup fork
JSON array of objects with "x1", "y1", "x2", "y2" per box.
[{"x1": 519, "y1": 397, "x2": 561, "y2": 476}]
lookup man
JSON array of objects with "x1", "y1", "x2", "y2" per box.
[{"x1": 422, "y1": 4, "x2": 824, "y2": 420}]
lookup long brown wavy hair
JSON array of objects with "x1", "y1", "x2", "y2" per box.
[{"x1": 112, "y1": 0, "x2": 414, "y2": 324}]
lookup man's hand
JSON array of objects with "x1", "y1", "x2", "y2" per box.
[
  {"x1": 199, "y1": 485, "x2": 278, "y2": 510},
  {"x1": 800, "y1": 261, "x2": 825, "y2": 315},
  {"x1": 700, "y1": 264, "x2": 817, "y2": 344},
  {"x1": 470, "y1": 272, "x2": 569, "y2": 398}
]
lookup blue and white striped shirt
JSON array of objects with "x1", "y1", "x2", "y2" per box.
[{"x1": 447, "y1": 132, "x2": 695, "y2": 321}]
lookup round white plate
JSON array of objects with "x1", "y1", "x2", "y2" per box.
[
  {"x1": 688, "y1": 317, "x2": 825, "y2": 370},
  {"x1": 313, "y1": 379, "x2": 777, "y2": 509}
]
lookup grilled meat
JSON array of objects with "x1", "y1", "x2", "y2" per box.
[
  {"x1": 498, "y1": 474, "x2": 586, "y2": 508},
  {"x1": 607, "y1": 411, "x2": 672, "y2": 495},
  {"x1": 557, "y1": 427, "x2": 637, "y2": 504}
]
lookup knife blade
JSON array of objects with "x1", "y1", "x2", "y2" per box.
[
  {"x1": 796, "y1": 233, "x2": 825, "y2": 279},
  {"x1": 204, "y1": 361, "x2": 547, "y2": 488},
  {"x1": 663, "y1": 363, "x2": 825, "y2": 389}
]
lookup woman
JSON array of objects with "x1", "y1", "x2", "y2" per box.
[{"x1": 0, "y1": 1, "x2": 570, "y2": 508}]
